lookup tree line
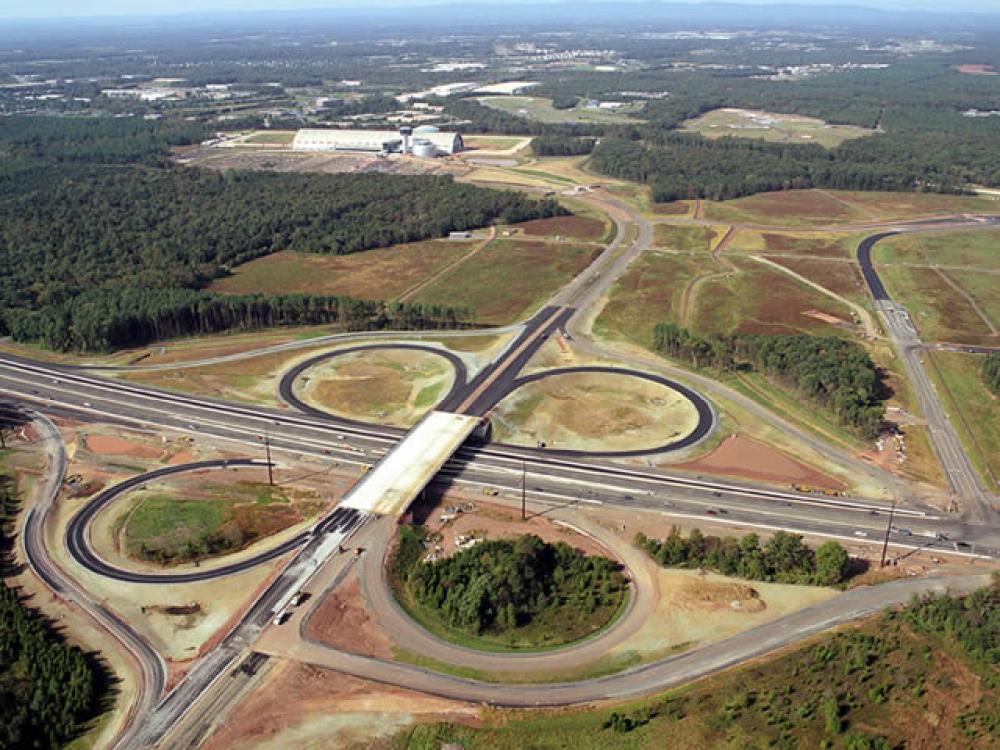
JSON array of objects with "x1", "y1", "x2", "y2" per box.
[
  {"x1": 983, "y1": 353, "x2": 1000, "y2": 396},
  {"x1": 531, "y1": 135, "x2": 597, "y2": 157},
  {"x1": 394, "y1": 529, "x2": 625, "y2": 637},
  {"x1": 635, "y1": 528, "x2": 851, "y2": 586},
  {"x1": 0, "y1": 473, "x2": 102, "y2": 749},
  {"x1": 653, "y1": 324, "x2": 886, "y2": 438},
  {"x1": 4, "y1": 289, "x2": 472, "y2": 353}
]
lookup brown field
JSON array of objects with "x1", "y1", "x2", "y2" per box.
[
  {"x1": 767, "y1": 257, "x2": 870, "y2": 307},
  {"x1": 702, "y1": 189, "x2": 1000, "y2": 227},
  {"x1": 297, "y1": 348, "x2": 455, "y2": 427},
  {"x1": 85, "y1": 434, "x2": 163, "y2": 459},
  {"x1": 304, "y1": 573, "x2": 392, "y2": 658},
  {"x1": 651, "y1": 201, "x2": 692, "y2": 216},
  {"x1": 653, "y1": 224, "x2": 721, "y2": 253},
  {"x1": 759, "y1": 232, "x2": 855, "y2": 258},
  {"x1": 674, "y1": 435, "x2": 845, "y2": 489},
  {"x1": 209, "y1": 241, "x2": 473, "y2": 300},
  {"x1": 412, "y1": 239, "x2": 601, "y2": 325},
  {"x1": 513, "y1": 215, "x2": 607, "y2": 240},
  {"x1": 490, "y1": 370, "x2": 701, "y2": 452}
]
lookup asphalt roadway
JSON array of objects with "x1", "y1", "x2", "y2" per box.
[{"x1": 857, "y1": 232, "x2": 995, "y2": 523}]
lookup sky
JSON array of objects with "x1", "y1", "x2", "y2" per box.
[{"x1": 3, "y1": 0, "x2": 999, "y2": 20}]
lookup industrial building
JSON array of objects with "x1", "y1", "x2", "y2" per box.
[{"x1": 291, "y1": 126, "x2": 463, "y2": 156}]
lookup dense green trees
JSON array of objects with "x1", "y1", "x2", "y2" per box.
[
  {"x1": 635, "y1": 528, "x2": 851, "y2": 586},
  {"x1": 653, "y1": 324, "x2": 886, "y2": 438},
  {"x1": 531, "y1": 135, "x2": 597, "y2": 157},
  {"x1": 0, "y1": 474, "x2": 101, "y2": 749},
  {"x1": 0, "y1": 117, "x2": 562, "y2": 351},
  {"x1": 397, "y1": 532, "x2": 625, "y2": 637},
  {"x1": 983, "y1": 353, "x2": 1000, "y2": 396}
]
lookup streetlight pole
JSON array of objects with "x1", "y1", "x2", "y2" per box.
[
  {"x1": 521, "y1": 460, "x2": 526, "y2": 521},
  {"x1": 264, "y1": 427, "x2": 274, "y2": 487},
  {"x1": 880, "y1": 494, "x2": 898, "y2": 568}
]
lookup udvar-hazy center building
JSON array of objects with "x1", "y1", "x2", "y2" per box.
[{"x1": 291, "y1": 126, "x2": 464, "y2": 157}]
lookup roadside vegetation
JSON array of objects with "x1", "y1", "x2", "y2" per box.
[
  {"x1": 388, "y1": 576, "x2": 1000, "y2": 750},
  {"x1": 389, "y1": 528, "x2": 627, "y2": 650},
  {"x1": 121, "y1": 481, "x2": 318, "y2": 565},
  {"x1": 653, "y1": 324, "x2": 885, "y2": 438},
  {"x1": 0, "y1": 472, "x2": 105, "y2": 749},
  {"x1": 984, "y1": 352, "x2": 1000, "y2": 395},
  {"x1": 635, "y1": 528, "x2": 850, "y2": 587}
]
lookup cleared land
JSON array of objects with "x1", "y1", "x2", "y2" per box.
[
  {"x1": 681, "y1": 108, "x2": 875, "y2": 148},
  {"x1": 673, "y1": 435, "x2": 845, "y2": 490},
  {"x1": 477, "y1": 96, "x2": 644, "y2": 124},
  {"x1": 652, "y1": 224, "x2": 722, "y2": 253},
  {"x1": 490, "y1": 371, "x2": 701, "y2": 452},
  {"x1": 412, "y1": 239, "x2": 601, "y2": 325},
  {"x1": 240, "y1": 130, "x2": 296, "y2": 146},
  {"x1": 296, "y1": 348, "x2": 456, "y2": 427},
  {"x1": 209, "y1": 240, "x2": 475, "y2": 300},
  {"x1": 514, "y1": 215, "x2": 608, "y2": 241},
  {"x1": 874, "y1": 229, "x2": 1000, "y2": 267},
  {"x1": 701, "y1": 189, "x2": 1000, "y2": 227},
  {"x1": 926, "y1": 351, "x2": 1000, "y2": 488}
]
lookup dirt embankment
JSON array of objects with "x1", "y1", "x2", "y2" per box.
[
  {"x1": 304, "y1": 573, "x2": 392, "y2": 658},
  {"x1": 674, "y1": 435, "x2": 845, "y2": 490}
]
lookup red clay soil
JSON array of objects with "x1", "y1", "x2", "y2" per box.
[
  {"x1": 673, "y1": 435, "x2": 845, "y2": 490},
  {"x1": 303, "y1": 573, "x2": 393, "y2": 658},
  {"x1": 84, "y1": 434, "x2": 162, "y2": 459},
  {"x1": 515, "y1": 215, "x2": 606, "y2": 240}
]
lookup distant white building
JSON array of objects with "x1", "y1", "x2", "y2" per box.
[{"x1": 291, "y1": 127, "x2": 464, "y2": 156}]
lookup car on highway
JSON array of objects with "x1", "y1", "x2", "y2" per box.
[
  {"x1": 705, "y1": 509, "x2": 718, "y2": 516},
  {"x1": 854, "y1": 530, "x2": 868, "y2": 537}
]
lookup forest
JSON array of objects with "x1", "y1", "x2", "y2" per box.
[
  {"x1": 0, "y1": 117, "x2": 561, "y2": 351},
  {"x1": 983, "y1": 353, "x2": 1000, "y2": 396},
  {"x1": 635, "y1": 528, "x2": 850, "y2": 586},
  {"x1": 531, "y1": 135, "x2": 597, "y2": 157},
  {"x1": 653, "y1": 324, "x2": 885, "y2": 438},
  {"x1": 393, "y1": 529, "x2": 625, "y2": 638},
  {"x1": 0, "y1": 473, "x2": 101, "y2": 749}
]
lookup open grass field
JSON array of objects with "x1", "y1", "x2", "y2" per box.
[
  {"x1": 725, "y1": 229, "x2": 865, "y2": 259},
  {"x1": 490, "y1": 370, "x2": 701, "y2": 452},
  {"x1": 412, "y1": 239, "x2": 601, "y2": 325},
  {"x1": 594, "y1": 252, "x2": 709, "y2": 349},
  {"x1": 477, "y1": 95, "x2": 644, "y2": 124},
  {"x1": 394, "y1": 601, "x2": 999, "y2": 750},
  {"x1": 652, "y1": 224, "x2": 722, "y2": 253},
  {"x1": 241, "y1": 130, "x2": 296, "y2": 146},
  {"x1": 297, "y1": 347, "x2": 456, "y2": 427},
  {"x1": 879, "y1": 264, "x2": 996, "y2": 345},
  {"x1": 701, "y1": 189, "x2": 1000, "y2": 227},
  {"x1": 681, "y1": 108, "x2": 875, "y2": 148},
  {"x1": 926, "y1": 352, "x2": 1000, "y2": 489},
  {"x1": 208, "y1": 240, "x2": 475, "y2": 300},
  {"x1": 874, "y1": 229, "x2": 1000, "y2": 267},
  {"x1": 462, "y1": 135, "x2": 531, "y2": 150},
  {"x1": 692, "y1": 257, "x2": 855, "y2": 338},
  {"x1": 514, "y1": 215, "x2": 608, "y2": 241},
  {"x1": 120, "y1": 479, "x2": 318, "y2": 565}
]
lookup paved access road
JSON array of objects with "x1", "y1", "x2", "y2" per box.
[{"x1": 858, "y1": 232, "x2": 996, "y2": 522}]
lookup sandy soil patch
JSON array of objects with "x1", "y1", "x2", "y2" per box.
[
  {"x1": 297, "y1": 347, "x2": 456, "y2": 427},
  {"x1": 304, "y1": 573, "x2": 392, "y2": 658},
  {"x1": 414, "y1": 498, "x2": 613, "y2": 560},
  {"x1": 83, "y1": 433, "x2": 163, "y2": 459},
  {"x1": 490, "y1": 370, "x2": 700, "y2": 452},
  {"x1": 674, "y1": 435, "x2": 845, "y2": 490},
  {"x1": 201, "y1": 661, "x2": 475, "y2": 750},
  {"x1": 611, "y1": 568, "x2": 839, "y2": 658}
]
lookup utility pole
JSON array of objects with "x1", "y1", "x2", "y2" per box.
[
  {"x1": 264, "y1": 427, "x2": 274, "y2": 487},
  {"x1": 521, "y1": 460, "x2": 526, "y2": 521},
  {"x1": 880, "y1": 494, "x2": 898, "y2": 568}
]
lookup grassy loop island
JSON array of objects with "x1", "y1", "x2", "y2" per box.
[{"x1": 389, "y1": 527, "x2": 629, "y2": 651}]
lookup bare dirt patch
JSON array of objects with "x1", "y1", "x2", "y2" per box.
[
  {"x1": 490, "y1": 370, "x2": 701, "y2": 453},
  {"x1": 304, "y1": 573, "x2": 392, "y2": 658},
  {"x1": 84, "y1": 433, "x2": 163, "y2": 459},
  {"x1": 956, "y1": 63, "x2": 997, "y2": 75},
  {"x1": 674, "y1": 435, "x2": 845, "y2": 489}
]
